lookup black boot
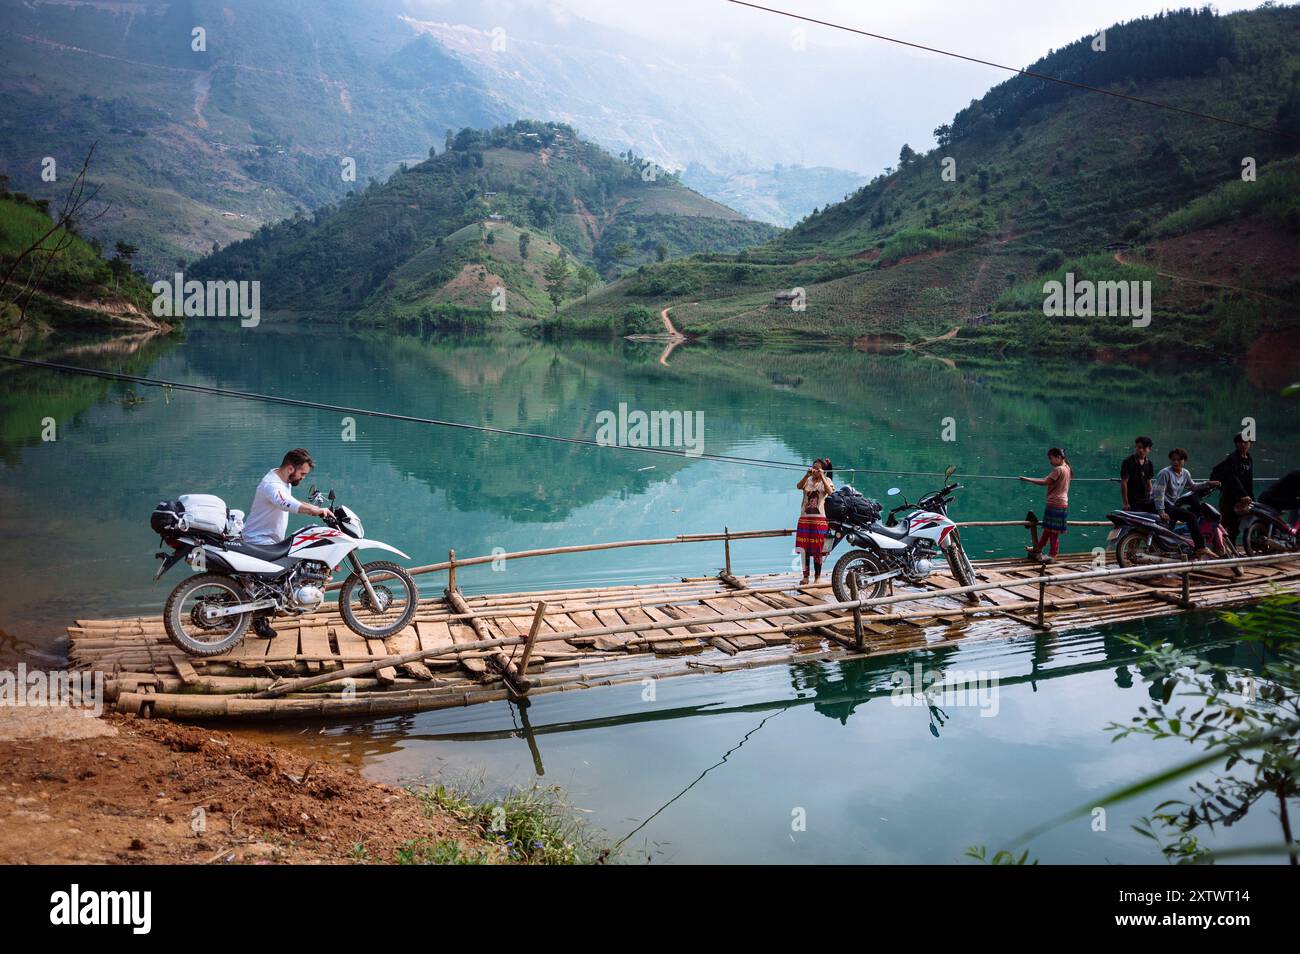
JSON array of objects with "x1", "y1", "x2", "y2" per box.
[{"x1": 252, "y1": 616, "x2": 277, "y2": 639}]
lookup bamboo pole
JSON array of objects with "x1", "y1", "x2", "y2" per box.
[
  {"x1": 849, "y1": 572, "x2": 864, "y2": 651},
  {"x1": 517, "y1": 601, "x2": 547, "y2": 676},
  {"x1": 325, "y1": 528, "x2": 795, "y2": 588},
  {"x1": 446, "y1": 587, "x2": 528, "y2": 693}
]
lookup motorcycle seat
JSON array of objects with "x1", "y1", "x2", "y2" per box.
[
  {"x1": 227, "y1": 538, "x2": 295, "y2": 561},
  {"x1": 872, "y1": 519, "x2": 912, "y2": 539},
  {"x1": 1114, "y1": 510, "x2": 1158, "y2": 521}
]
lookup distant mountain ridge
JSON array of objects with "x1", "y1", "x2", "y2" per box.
[
  {"x1": 191, "y1": 120, "x2": 779, "y2": 325},
  {"x1": 0, "y1": 0, "x2": 859, "y2": 274}
]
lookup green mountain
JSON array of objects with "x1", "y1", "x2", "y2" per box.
[
  {"x1": 0, "y1": 180, "x2": 167, "y2": 341},
  {"x1": 560, "y1": 5, "x2": 1300, "y2": 359},
  {"x1": 191, "y1": 121, "x2": 779, "y2": 326},
  {"x1": 0, "y1": 0, "x2": 858, "y2": 277},
  {"x1": 0, "y1": 0, "x2": 513, "y2": 276}
]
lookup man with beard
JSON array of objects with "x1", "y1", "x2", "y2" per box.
[{"x1": 243, "y1": 448, "x2": 333, "y2": 637}]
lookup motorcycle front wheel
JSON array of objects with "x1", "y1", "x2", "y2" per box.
[
  {"x1": 944, "y1": 530, "x2": 978, "y2": 599},
  {"x1": 163, "y1": 573, "x2": 252, "y2": 657},
  {"x1": 338, "y1": 560, "x2": 419, "y2": 638},
  {"x1": 831, "y1": 549, "x2": 889, "y2": 604}
]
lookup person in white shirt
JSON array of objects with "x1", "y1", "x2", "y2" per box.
[{"x1": 243, "y1": 448, "x2": 333, "y2": 637}]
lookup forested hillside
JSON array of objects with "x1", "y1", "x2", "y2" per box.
[
  {"x1": 560, "y1": 5, "x2": 1300, "y2": 358},
  {"x1": 191, "y1": 121, "x2": 778, "y2": 325}
]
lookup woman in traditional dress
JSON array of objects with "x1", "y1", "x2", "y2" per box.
[{"x1": 795, "y1": 459, "x2": 834, "y2": 585}]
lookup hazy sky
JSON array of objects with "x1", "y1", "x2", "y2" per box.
[
  {"x1": 407, "y1": 1, "x2": 1278, "y2": 173},
  {"x1": 550, "y1": 1, "x2": 1265, "y2": 60}
]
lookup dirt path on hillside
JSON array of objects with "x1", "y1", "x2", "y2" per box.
[
  {"x1": 192, "y1": 68, "x2": 213, "y2": 128},
  {"x1": 1114, "y1": 251, "x2": 1289, "y2": 304},
  {"x1": 660, "y1": 306, "x2": 684, "y2": 337}
]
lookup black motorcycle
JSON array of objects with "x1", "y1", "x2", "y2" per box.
[{"x1": 1239, "y1": 499, "x2": 1300, "y2": 556}]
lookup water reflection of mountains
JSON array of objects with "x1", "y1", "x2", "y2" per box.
[
  {"x1": 7, "y1": 327, "x2": 1300, "y2": 525},
  {"x1": 270, "y1": 611, "x2": 1270, "y2": 773},
  {"x1": 0, "y1": 332, "x2": 179, "y2": 467}
]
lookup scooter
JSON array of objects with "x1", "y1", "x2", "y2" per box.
[
  {"x1": 1107, "y1": 484, "x2": 1237, "y2": 567},
  {"x1": 1239, "y1": 499, "x2": 1300, "y2": 556}
]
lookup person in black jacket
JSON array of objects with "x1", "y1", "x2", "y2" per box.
[
  {"x1": 1119, "y1": 436, "x2": 1155, "y2": 511},
  {"x1": 1209, "y1": 433, "x2": 1254, "y2": 542}
]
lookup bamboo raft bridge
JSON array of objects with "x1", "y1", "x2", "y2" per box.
[{"x1": 69, "y1": 520, "x2": 1300, "y2": 722}]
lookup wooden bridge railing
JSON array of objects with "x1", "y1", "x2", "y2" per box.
[
  {"x1": 274, "y1": 548, "x2": 1300, "y2": 699},
  {"x1": 334, "y1": 517, "x2": 1115, "y2": 591}
]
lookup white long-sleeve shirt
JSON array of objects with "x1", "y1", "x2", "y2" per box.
[{"x1": 243, "y1": 469, "x2": 303, "y2": 544}]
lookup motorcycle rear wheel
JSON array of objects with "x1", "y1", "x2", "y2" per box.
[
  {"x1": 831, "y1": 549, "x2": 889, "y2": 604},
  {"x1": 1114, "y1": 528, "x2": 1178, "y2": 568},
  {"x1": 1242, "y1": 521, "x2": 1292, "y2": 557},
  {"x1": 164, "y1": 573, "x2": 252, "y2": 657}
]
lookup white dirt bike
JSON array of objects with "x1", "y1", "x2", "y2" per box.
[
  {"x1": 827, "y1": 469, "x2": 977, "y2": 604},
  {"x1": 151, "y1": 486, "x2": 418, "y2": 656}
]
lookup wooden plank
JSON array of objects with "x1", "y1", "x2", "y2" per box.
[
  {"x1": 365, "y1": 638, "x2": 398, "y2": 684},
  {"x1": 333, "y1": 626, "x2": 374, "y2": 678},
  {"x1": 262, "y1": 625, "x2": 302, "y2": 673},
  {"x1": 617, "y1": 605, "x2": 686, "y2": 655},
  {"x1": 448, "y1": 621, "x2": 487, "y2": 676},
  {"x1": 171, "y1": 658, "x2": 198, "y2": 685},
  {"x1": 298, "y1": 624, "x2": 333, "y2": 673},
  {"x1": 384, "y1": 625, "x2": 433, "y2": 680},
  {"x1": 593, "y1": 608, "x2": 639, "y2": 652},
  {"x1": 489, "y1": 615, "x2": 549, "y2": 668},
  {"x1": 698, "y1": 598, "x2": 782, "y2": 648},
  {"x1": 415, "y1": 620, "x2": 460, "y2": 669},
  {"x1": 728, "y1": 596, "x2": 793, "y2": 645}
]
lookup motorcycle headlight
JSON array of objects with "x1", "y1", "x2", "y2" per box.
[{"x1": 338, "y1": 507, "x2": 363, "y2": 538}]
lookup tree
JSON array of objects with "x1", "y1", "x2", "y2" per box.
[
  {"x1": 519, "y1": 232, "x2": 530, "y2": 260},
  {"x1": 543, "y1": 256, "x2": 569, "y2": 314},
  {"x1": 655, "y1": 242, "x2": 667, "y2": 263},
  {"x1": 1104, "y1": 595, "x2": 1300, "y2": 864},
  {"x1": 573, "y1": 265, "x2": 597, "y2": 301},
  {"x1": 612, "y1": 242, "x2": 633, "y2": 266},
  {"x1": 108, "y1": 241, "x2": 139, "y2": 290},
  {"x1": 898, "y1": 143, "x2": 917, "y2": 168}
]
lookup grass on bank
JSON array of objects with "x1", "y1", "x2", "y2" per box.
[{"x1": 393, "y1": 781, "x2": 613, "y2": 865}]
